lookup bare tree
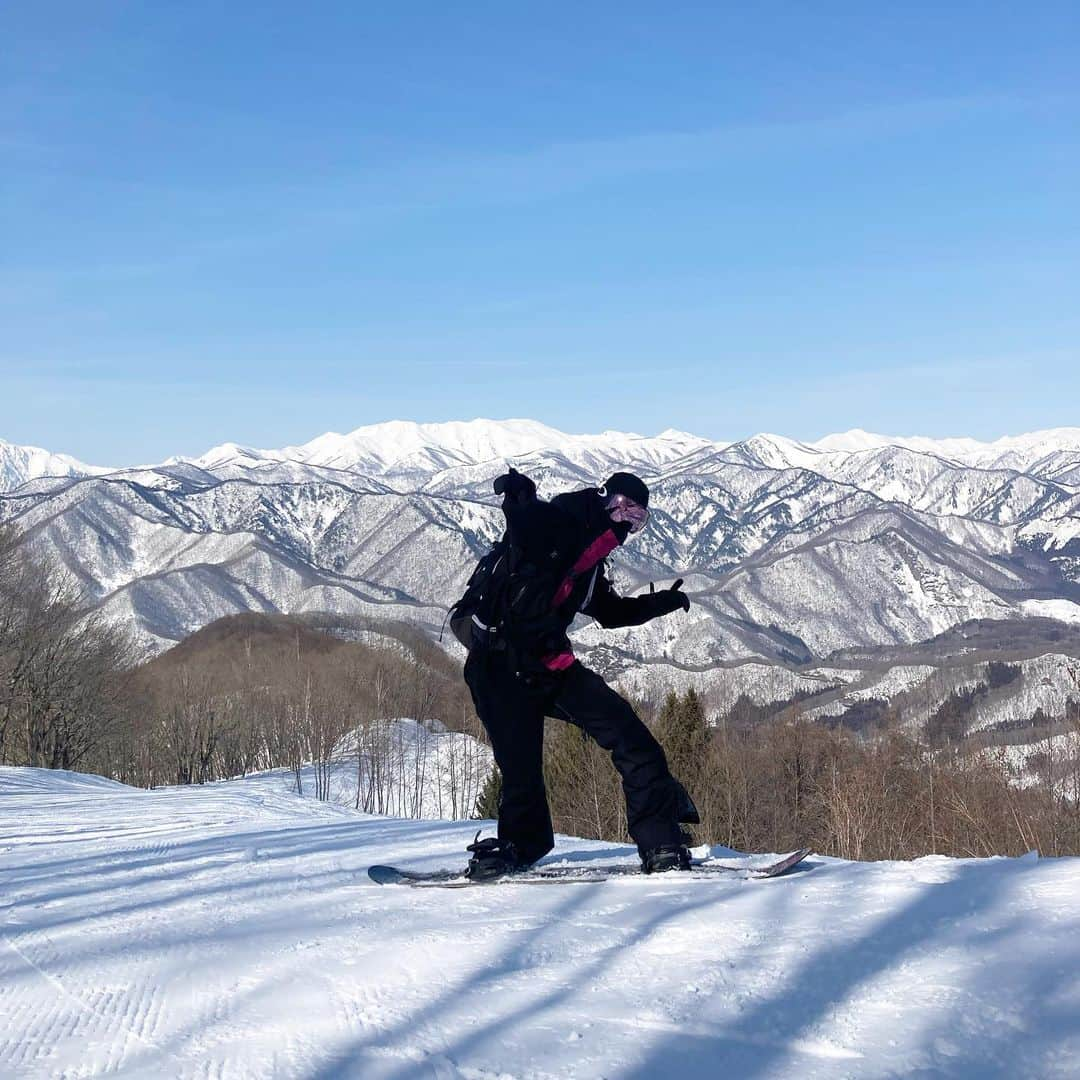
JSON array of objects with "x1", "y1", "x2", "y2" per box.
[{"x1": 1, "y1": 528, "x2": 132, "y2": 771}]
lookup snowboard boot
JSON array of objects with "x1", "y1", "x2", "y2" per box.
[
  {"x1": 465, "y1": 832, "x2": 526, "y2": 880},
  {"x1": 640, "y1": 844, "x2": 692, "y2": 874}
]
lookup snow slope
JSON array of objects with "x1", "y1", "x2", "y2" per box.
[{"x1": 2, "y1": 767, "x2": 1079, "y2": 1078}]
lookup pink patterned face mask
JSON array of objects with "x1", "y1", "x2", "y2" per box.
[{"x1": 605, "y1": 493, "x2": 649, "y2": 534}]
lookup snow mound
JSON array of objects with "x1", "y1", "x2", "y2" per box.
[{"x1": 0, "y1": 766, "x2": 131, "y2": 794}]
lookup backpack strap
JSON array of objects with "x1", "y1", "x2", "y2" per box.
[
  {"x1": 540, "y1": 527, "x2": 620, "y2": 670},
  {"x1": 551, "y1": 528, "x2": 619, "y2": 607}
]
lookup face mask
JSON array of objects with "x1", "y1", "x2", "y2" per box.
[{"x1": 605, "y1": 493, "x2": 649, "y2": 534}]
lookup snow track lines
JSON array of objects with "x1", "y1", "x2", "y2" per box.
[{"x1": 2, "y1": 765, "x2": 1080, "y2": 1078}]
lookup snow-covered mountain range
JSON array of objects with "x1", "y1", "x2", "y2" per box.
[
  {"x1": 0, "y1": 437, "x2": 109, "y2": 492},
  {"x1": 3, "y1": 420, "x2": 1080, "y2": 668}
]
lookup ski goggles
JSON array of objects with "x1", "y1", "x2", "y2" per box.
[{"x1": 605, "y1": 493, "x2": 649, "y2": 534}]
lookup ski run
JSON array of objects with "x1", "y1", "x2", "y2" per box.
[{"x1": 2, "y1": 766, "x2": 1079, "y2": 1079}]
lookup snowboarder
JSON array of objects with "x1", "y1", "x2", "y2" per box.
[{"x1": 450, "y1": 466, "x2": 697, "y2": 879}]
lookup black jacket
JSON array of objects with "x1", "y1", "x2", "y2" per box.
[{"x1": 499, "y1": 485, "x2": 684, "y2": 668}]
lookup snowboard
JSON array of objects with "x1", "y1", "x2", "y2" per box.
[{"x1": 368, "y1": 847, "x2": 812, "y2": 888}]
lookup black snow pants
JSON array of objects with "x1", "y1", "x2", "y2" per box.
[{"x1": 464, "y1": 648, "x2": 686, "y2": 864}]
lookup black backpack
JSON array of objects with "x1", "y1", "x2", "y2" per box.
[
  {"x1": 447, "y1": 537, "x2": 511, "y2": 651},
  {"x1": 447, "y1": 535, "x2": 567, "y2": 655}
]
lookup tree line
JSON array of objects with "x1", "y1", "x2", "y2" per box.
[{"x1": 534, "y1": 685, "x2": 1080, "y2": 860}]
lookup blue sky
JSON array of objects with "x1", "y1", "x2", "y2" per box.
[{"x1": 3, "y1": 2, "x2": 1078, "y2": 465}]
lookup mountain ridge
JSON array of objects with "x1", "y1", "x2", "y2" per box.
[
  {"x1": 8, "y1": 418, "x2": 1080, "y2": 495},
  {"x1": 3, "y1": 419, "x2": 1080, "y2": 670}
]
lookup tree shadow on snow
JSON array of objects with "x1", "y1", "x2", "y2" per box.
[
  {"x1": 622, "y1": 857, "x2": 1079, "y2": 1079},
  {"x1": 307, "y1": 872, "x2": 800, "y2": 1080}
]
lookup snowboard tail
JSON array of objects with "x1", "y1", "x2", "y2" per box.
[{"x1": 368, "y1": 847, "x2": 812, "y2": 888}]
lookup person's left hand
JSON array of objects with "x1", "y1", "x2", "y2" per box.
[{"x1": 650, "y1": 578, "x2": 690, "y2": 612}]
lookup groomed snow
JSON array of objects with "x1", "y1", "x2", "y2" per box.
[{"x1": 2, "y1": 766, "x2": 1079, "y2": 1078}]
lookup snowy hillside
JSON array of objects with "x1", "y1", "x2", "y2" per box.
[
  {"x1": 2, "y1": 419, "x2": 1080, "y2": 667},
  {"x1": 2, "y1": 766, "x2": 1079, "y2": 1078},
  {"x1": 259, "y1": 717, "x2": 494, "y2": 821}
]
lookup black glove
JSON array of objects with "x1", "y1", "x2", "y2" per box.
[
  {"x1": 650, "y1": 578, "x2": 690, "y2": 614},
  {"x1": 493, "y1": 466, "x2": 536, "y2": 505}
]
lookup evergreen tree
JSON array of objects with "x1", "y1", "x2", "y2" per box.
[
  {"x1": 656, "y1": 690, "x2": 681, "y2": 738},
  {"x1": 473, "y1": 765, "x2": 502, "y2": 820},
  {"x1": 655, "y1": 686, "x2": 711, "y2": 839},
  {"x1": 657, "y1": 687, "x2": 709, "y2": 776},
  {"x1": 681, "y1": 687, "x2": 709, "y2": 757}
]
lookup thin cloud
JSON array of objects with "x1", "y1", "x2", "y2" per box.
[
  {"x1": 318, "y1": 92, "x2": 1072, "y2": 217},
  {"x1": 10, "y1": 92, "x2": 1073, "y2": 278}
]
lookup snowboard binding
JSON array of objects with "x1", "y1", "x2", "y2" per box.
[{"x1": 465, "y1": 831, "x2": 528, "y2": 881}]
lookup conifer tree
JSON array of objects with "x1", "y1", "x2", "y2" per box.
[
  {"x1": 655, "y1": 691, "x2": 682, "y2": 753},
  {"x1": 655, "y1": 686, "x2": 711, "y2": 836},
  {"x1": 474, "y1": 765, "x2": 502, "y2": 820},
  {"x1": 657, "y1": 688, "x2": 709, "y2": 777}
]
